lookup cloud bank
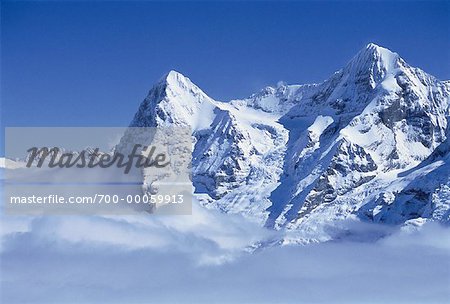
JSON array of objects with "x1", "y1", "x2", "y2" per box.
[{"x1": 1, "y1": 198, "x2": 449, "y2": 303}]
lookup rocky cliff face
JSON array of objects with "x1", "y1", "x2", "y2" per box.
[{"x1": 125, "y1": 43, "x2": 450, "y2": 242}]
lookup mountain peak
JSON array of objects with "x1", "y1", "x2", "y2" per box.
[
  {"x1": 352, "y1": 43, "x2": 399, "y2": 69},
  {"x1": 363, "y1": 42, "x2": 397, "y2": 58},
  {"x1": 366, "y1": 42, "x2": 380, "y2": 48},
  {"x1": 342, "y1": 43, "x2": 401, "y2": 87},
  {"x1": 154, "y1": 69, "x2": 207, "y2": 97},
  {"x1": 131, "y1": 69, "x2": 217, "y2": 130},
  {"x1": 365, "y1": 42, "x2": 384, "y2": 51},
  {"x1": 158, "y1": 70, "x2": 190, "y2": 87}
]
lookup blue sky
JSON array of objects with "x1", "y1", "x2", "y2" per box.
[{"x1": 1, "y1": 1, "x2": 449, "y2": 133}]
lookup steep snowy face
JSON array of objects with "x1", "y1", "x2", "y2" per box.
[
  {"x1": 358, "y1": 125, "x2": 450, "y2": 225},
  {"x1": 346, "y1": 43, "x2": 399, "y2": 88},
  {"x1": 192, "y1": 106, "x2": 289, "y2": 222},
  {"x1": 276, "y1": 44, "x2": 450, "y2": 236},
  {"x1": 339, "y1": 46, "x2": 449, "y2": 170},
  {"x1": 127, "y1": 70, "x2": 289, "y2": 223},
  {"x1": 125, "y1": 44, "x2": 450, "y2": 241},
  {"x1": 193, "y1": 109, "x2": 255, "y2": 199},
  {"x1": 273, "y1": 44, "x2": 449, "y2": 233}
]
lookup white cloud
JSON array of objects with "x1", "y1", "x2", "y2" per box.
[{"x1": 1, "y1": 200, "x2": 449, "y2": 303}]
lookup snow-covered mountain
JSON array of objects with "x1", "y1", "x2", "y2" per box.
[{"x1": 126, "y1": 43, "x2": 450, "y2": 242}]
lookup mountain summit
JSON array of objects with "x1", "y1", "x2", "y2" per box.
[
  {"x1": 345, "y1": 43, "x2": 400, "y2": 87},
  {"x1": 353, "y1": 43, "x2": 399, "y2": 68},
  {"x1": 158, "y1": 70, "x2": 196, "y2": 91},
  {"x1": 125, "y1": 44, "x2": 450, "y2": 243},
  {"x1": 130, "y1": 69, "x2": 217, "y2": 130}
]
